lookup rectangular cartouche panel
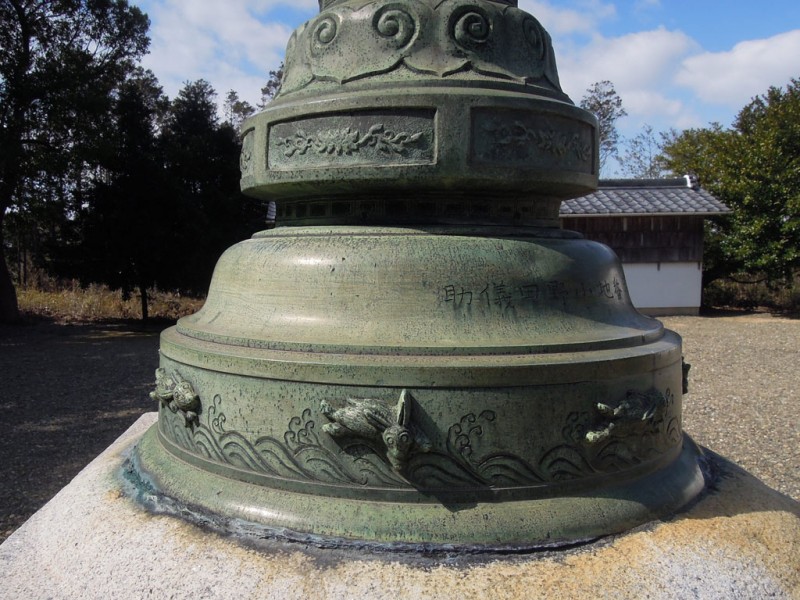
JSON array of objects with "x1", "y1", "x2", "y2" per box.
[
  {"x1": 268, "y1": 109, "x2": 435, "y2": 170},
  {"x1": 471, "y1": 108, "x2": 595, "y2": 174}
]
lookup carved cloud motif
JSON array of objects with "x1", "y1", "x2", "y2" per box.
[{"x1": 278, "y1": 0, "x2": 564, "y2": 96}]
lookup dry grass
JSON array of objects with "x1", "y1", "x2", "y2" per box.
[{"x1": 16, "y1": 280, "x2": 204, "y2": 323}]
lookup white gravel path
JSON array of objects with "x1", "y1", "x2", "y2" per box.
[{"x1": 661, "y1": 313, "x2": 800, "y2": 501}]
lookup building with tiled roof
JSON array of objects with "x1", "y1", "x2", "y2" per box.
[{"x1": 560, "y1": 177, "x2": 730, "y2": 315}]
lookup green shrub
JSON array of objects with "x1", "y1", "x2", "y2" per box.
[{"x1": 703, "y1": 272, "x2": 800, "y2": 312}]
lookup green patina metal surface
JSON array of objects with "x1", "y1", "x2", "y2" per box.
[{"x1": 132, "y1": 0, "x2": 706, "y2": 548}]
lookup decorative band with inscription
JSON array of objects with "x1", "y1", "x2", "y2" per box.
[
  {"x1": 268, "y1": 110, "x2": 435, "y2": 170},
  {"x1": 239, "y1": 128, "x2": 255, "y2": 178},
  {"x1": 241, "y1": 89, "x2": 597, "y2": 205},
  {"x1": 471, "y1": 108, "x2": 595, "y2": 172}
]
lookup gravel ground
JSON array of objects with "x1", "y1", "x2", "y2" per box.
[
  {"x1": 660, "y1": 313, "x2": 800, "y2": 502},
  {"x1": 0, "y1": 313, "x2": 798, "y2": 544},
  {"x1": 0, "y1": 320, "x2": 161, "y2": 543}
]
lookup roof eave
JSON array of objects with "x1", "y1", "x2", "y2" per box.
[{"x1": 559, "y1": 210, "x2": 731, "y2": 218}]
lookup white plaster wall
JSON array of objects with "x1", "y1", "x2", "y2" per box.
[{"x1": 621, "y1": 262, "x2": 702, "y2": 313}]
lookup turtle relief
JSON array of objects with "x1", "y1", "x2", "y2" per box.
[{"x1": 150, "y1": 368, "x2": 200, "y2": 427}]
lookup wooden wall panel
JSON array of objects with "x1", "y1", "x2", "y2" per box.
[{"x1": 561, "y1": 216, "x2": 705, "y2": 263}]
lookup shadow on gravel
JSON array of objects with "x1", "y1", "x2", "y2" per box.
[
  {"x1": 0, "y1": 318, "x2": 166, "y2": 542},
  {"x1": 698, "y1": 306, "x2": 800, "y2": 320}
]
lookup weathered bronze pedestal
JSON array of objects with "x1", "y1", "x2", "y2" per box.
[{"x1": 133, "y1": 0, "x2": 706, "y2": 549}]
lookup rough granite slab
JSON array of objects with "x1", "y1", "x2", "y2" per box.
[{"x1": 1, "y1": 413, "x2": 798, "y2": 600}]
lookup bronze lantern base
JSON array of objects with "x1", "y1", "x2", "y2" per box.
[{"x1": 134, "y1": 224, "x2": 706, "y2": 548}]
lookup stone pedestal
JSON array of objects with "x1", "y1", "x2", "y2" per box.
[{"x1": 2, "y1": 414, "x2": 798, "y2": 599}]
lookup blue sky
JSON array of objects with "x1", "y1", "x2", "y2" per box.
[{"x1": 135, "y1": 0, "x2": 800, "y2": 149}]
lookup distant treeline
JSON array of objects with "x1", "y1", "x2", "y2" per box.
[
  {"x1": 0, "y1": 1, "x2": 280, "y2": 322},
  {"x1": 3, "y1": 2, "x2": 798, "y2": 323}
]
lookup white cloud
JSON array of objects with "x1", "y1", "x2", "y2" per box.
[
  {"x1": 551, "y1": 26, "x2": 707, "y2": 138},
  {"x1": 552, "y1": 26, "x2": 800, "y2": 133},
  {"x1": 141, "y1": 0, "x2": 306, "y2": 107},
  {"x1": 618, "y1": 90, "x2": 703, "y2": 134},
  {"x1": 676, "y1": 30, "x2": 800, "y2": 108},
  {"x1": 137, "y1": 0, "x2": 798, "y2": 139},
  {"x1": 518, "y1": 0, "x2": 615, "y2": 36},
  {"x1": 622, "y1": 89, "x2": 682, "y2": 118},
  {"x1": 556, "y1": 27, "x2": 698, "y2": 97}
]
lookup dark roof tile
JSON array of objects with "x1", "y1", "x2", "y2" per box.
[{"x1": 560, "y1": 178, "x2": 730, "y2": 216}]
